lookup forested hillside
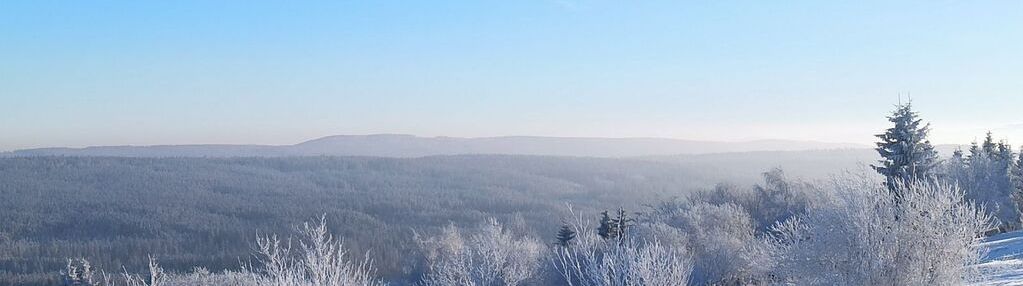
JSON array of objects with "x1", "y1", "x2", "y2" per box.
[
  {"x1": 0, "y1": 155, "x2": 721, "y2": 285},
  {"x1": 4, "y1": 104, "x2": 1023, "y2": 286}
]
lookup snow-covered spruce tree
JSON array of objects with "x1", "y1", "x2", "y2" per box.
[
  {"x1": 942, "y1": 133, "x2": 1022, "y2": 232},
  {"x1": 417, "y1": 218, "x2": 543, "y2": 286},
  {"x1": 872, "y1": 102, "x2": 939, "y2": 202},
  {"x1": 961, "y1": 135, "x2": 1023, "y2": 231},
  {"x1": 1016, "y1": 150, "x2": 1023, "y2": 219},
  {"x1": 555, "y1": 224, "x2": 576, "y2": 247},
  {"x1": 942, "y1": 148, "x2": 970, "y2": 186},
  {"x1": 771, "y1": 174, "x2": 993, "y2": 285},
  {"x1": 597, "y1": 211, "x2": 614, "y2": 241},
  {"x1": 594, "y1": 208, "x2": 634, "y2": 245},
  {"x1": 611, "y1": 208, "x2": 633, "y2": 246}
]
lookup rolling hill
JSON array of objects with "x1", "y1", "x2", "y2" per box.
[{"x1": 3, "y1": 134, "x2": 866, "y2": 158}]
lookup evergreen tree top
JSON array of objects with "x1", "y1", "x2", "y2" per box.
[
  {"x1": 982, "y1": 131, "x2": 998, "y2": 155},
  {"x1": 555, "y1": 224, "x2": 576, "y2": 247},
  {"x1": 872, "y1": 102, "x2": 939, "y2": 191}
]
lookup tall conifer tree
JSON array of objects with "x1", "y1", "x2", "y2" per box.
[
  {"x1": 873, "y1": 102, "x2": 939, "y2": 202},
  {"x1": 597, "y1": 211, "x2": 614, "y2": 240}
]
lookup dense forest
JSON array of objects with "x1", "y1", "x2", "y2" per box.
[
  {"x1": 0, "y1": 155, "x2": 734, "y2": 285},
  {"x1": 2, "y1": 103, "x2": 1022, "y2": 285}
]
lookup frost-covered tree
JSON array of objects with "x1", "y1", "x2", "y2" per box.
[
  {"x1": 549, "y1": 238, "x2": 692, "y2": 286},
  {"x1": 748, "y1": 168, "x2": 816, "y2": 233},
  {"x1": 872, "y1": 102, "x2": 939, "y2": 201},
  {"x1": 771, "y1": 175, "x2": 993, "y2": 285},
  {"x1": 969, "y1": 138, "x2": 1021, "y2": 231},
  {"x1": 248, "y1": 216, "x2": 383, "y2": 286},
  {"x1": 1016, "y1": 150, "x2": 1023, "y2": 215},
  {"x1": 67, "y1": 217, "x2": 381, "y2": 286},
  {"x1": 630, "y1": 169, "x2": 816, "y2": 284},
  {"x1": 594, "y1": 208, "x2": 634, "y2": 245},
  {"x1": 943, "y1": 148, "x2": 970, "y2": 184},
  {"x1": 418, "y1": 219, "x2": 543, "y2": 286},
  {"x1": 122, "y1": 257, "x2": 166, "y2": 286},
  {"x1": 611, "y1": 208, "x2": 633, "y2": 245},
  {"x1": 942, "y1": 133, "x2": 1023, "y2": 231},
  {"x1": 62, "y1": 258, "x2": 99, "y2": 286},
  {"x1": 548, "y1": 210, "x2": 692, "y2": 286},
  {"x1": 645, "y1": 201, "x2": 770, "y2": 284}
]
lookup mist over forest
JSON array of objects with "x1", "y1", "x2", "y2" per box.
[
  {"x1": 0, "y1": 152, "x2": 855, "y2": 284},
  {"x1": 4, "y1": 1, "x2": 1023, "y2": 284},
  {"x1": 4, "y1": 103, "x2": 1023, "y2": 285}
]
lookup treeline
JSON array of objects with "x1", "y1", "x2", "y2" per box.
[
  {"x1": 944, "y1": 133, "x2": 1023, "y2": 232},
  {"x1": 874, "y1": 103, "x2": 1023, "y2": 232}
]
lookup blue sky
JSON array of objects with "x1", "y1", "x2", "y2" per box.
[{"x1": 2, "y1": 1, "x2": 1022, "y2": 150}]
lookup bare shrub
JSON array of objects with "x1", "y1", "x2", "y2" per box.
[
  {"x1": 70, "y1": 216, "x2": 382, "y2": 286},
  {"x1": 62, "y1": 258, "x2": 113, "y2": 286},
  {"x1": 418, "y1": 218, "x2": 544, "y2": 286},
  {"x1": 249, "y1": 216, "x2": 382, "y2": 286},
  {"x1": 122, "y1": 257, "x2": 165, "y2": 286}
]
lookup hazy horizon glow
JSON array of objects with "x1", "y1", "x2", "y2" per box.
[{"x1": 3, "y1": 1, "x2": 1022, "y2": 151}]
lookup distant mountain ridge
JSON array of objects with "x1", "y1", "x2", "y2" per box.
[{"x1": 3, "y1": 134, "x2": 868, "y2": 158}]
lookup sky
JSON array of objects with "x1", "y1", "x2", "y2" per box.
[{"x1": 2, "y1": 1, "x2": 1022, "y2": 151}]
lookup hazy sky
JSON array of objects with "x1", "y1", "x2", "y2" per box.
[{"x1": 2, "y1": 1, "x2": 1022, "y2": 151}]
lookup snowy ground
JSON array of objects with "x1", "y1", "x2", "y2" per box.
[{"x1": 973, "y1": 231, "x2": 1023, "y2": 285}]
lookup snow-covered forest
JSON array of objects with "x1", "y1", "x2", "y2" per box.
[
  {"x1": 6, "y1": 0, "x2": 1022, "y2": 284},
  {"x1": 2, "y1": 103, "x2": 1023, "y2": 285}
]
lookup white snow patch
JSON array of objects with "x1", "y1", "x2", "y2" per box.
[{"x1": 973, "y1": 231, "x2": 1023, "y2": 285}]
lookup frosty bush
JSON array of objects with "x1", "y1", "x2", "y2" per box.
[
  {"x1": 418, "y1": 218, "x2": 544, "y2": 286},
  {"x1": 644, "y1": 200, "x2": 771, "y2": 285},
  {"x1": 626, "y1": 170, "x2": 812, "y2": 285},
  {"x1": 62, "y1": 258, "x2": 109, "y2": 286},
  {"x1": 541, "y1": 205, "x2": 692, "y2": 286},
  {"x1": 121, "y1": 257, "x2": 174, "y2": 286},
  {"x1": 136, "y1": 266, "x2": 252, "y2": 286},
  {"x1": 64, "y1": 217, "x2": 382, "y2": 286},
  {"x1": 548, "y1": 232, "x2": 691, "y2": 286},
  {"x1": 683, "y1": 169, "x2": 819, "y2": 234},
  {"x1": 771, "y1": 175, "x2": 994, "y2": 285},
  {"x1": 248, "y1": 216, "x2": 382, "y2": 286}
]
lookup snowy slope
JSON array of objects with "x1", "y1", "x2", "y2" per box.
[{"x1": 973, "y1": 231, "x2": 1023, "y2": 285}]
